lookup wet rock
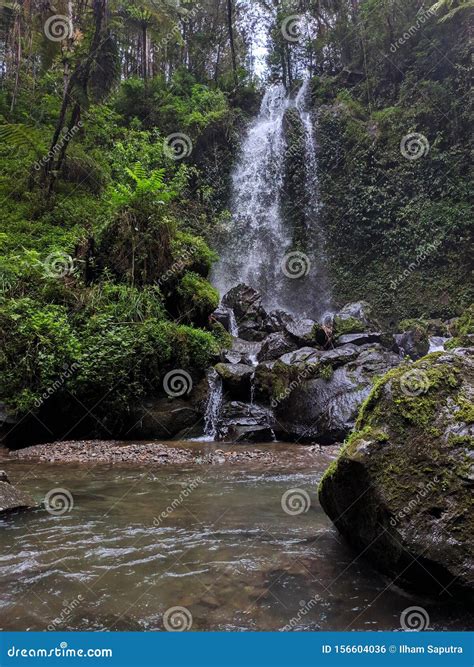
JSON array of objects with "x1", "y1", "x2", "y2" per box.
[
  {"x1": 337, "y1": 333, "x2": 383, "y2": 347},
  {"x1": 231, "y1": 338, "x2": 262, "y2": 362},
  {"x1": 279, "y1": 347, "x2": 321, "y2": 366},
  {"x1": 212, "y1": 305, "x2": 237, "y2": 335},
  {"x1": 333, "y1": 301, "x2": 375, "y2": 336},
  {"x1": 220, "y1": 349, "x2": 251, "y2": 365},
  {"x1": 319, "y1": 351, "x2": 474, "y2": 595},
  {"x1": 274, "y1": 347, "x2": 401, "y2": 442},
  {"x1": 393, "y1": 329, "x2": 429, "y2": 361},
  {"x1": 129, "y1": 397, "x2": 201, "y2": 439},
  {"x1": 215, "y1": 363, "x2": 254, "y2": 401},
  {"x1": 264, "y1": 310, "x2": 294, "y2": 334},
  {"x1": 222, "y1": 285, "x2": 267, "y2": 342},
  {"x1": 258, "y1": 332, "x2": 298, "y2": 362},
  {"x1": 219, "y1": 402, "x2": 275, "y2": 442},
  {"x1": 284, "y1": 318, "x2": 320, "y2": 347},
  {"x1": 0, "y1": 471, "x2": 37, "y2": 515}
]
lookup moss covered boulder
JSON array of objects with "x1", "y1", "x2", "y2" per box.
[{"x1": 319, "y1": 349, "x2": 474, "y2": 595}]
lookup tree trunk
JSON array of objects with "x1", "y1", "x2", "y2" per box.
[
  {"x1": 226, "y1": 0, "x2": 238, "y2": 85},
  {"x1": 142, "y1": 23, "x2": 148, "y2": 80}
]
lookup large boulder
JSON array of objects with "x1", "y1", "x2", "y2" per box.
[
  {"x1": 394, "y1": 325, "x2": 430, "y2": 361},
  {"x1": 272, "y1": 346, "x2": 402, "y2": 442},
  {"x1": 319, "y1": 350, "x2": 474, "y2": 595},
  {"x1": 333, "y1": 301, "x2": 376, "y2": 336},
  {"x1": 257, "y1": 332, "x2": 298, "y2": 362},
  {"x1": 0, "y1": 471, "x2": 37, "y2": 515}
]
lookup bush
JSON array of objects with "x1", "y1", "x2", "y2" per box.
[{"x1": 0, "y1": 298, "x2": 80, "y2": 412}]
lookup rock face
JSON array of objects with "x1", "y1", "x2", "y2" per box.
[
  {"x1": 219, "y1": 402, "x2": 275, "y2": 442},
  {"x1": 273, "y1": 346, "x2": 401, "y2": 442},
  {"x1": 319, "y1": 350, "x2": 474, "y2": 595},
  {"x1": 0, "y1": 471, "x2": 37, "y2": 515},
  {"x1": 215, "y1": 363, "x2": 254, "y2": 401}
]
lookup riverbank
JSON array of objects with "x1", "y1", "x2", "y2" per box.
[{"x1": 7, "y1": 440, "x2": 339, "y2": 468}]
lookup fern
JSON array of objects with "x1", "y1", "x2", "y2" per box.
[
  {"x1": 110, "y1": 163, "x2": 177, "y2": 208},
  {"x1": 431, "y1": 0, "x2": 474, "y2": 21},
  {"x1": 0, "y1": 123, "x2": 45, "y2": 158}
]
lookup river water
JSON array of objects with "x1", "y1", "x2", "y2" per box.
[{"x1": 0, "y1": 443, "x2": 470, "y2": 632}]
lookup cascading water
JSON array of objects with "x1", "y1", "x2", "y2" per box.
[
  {"x1": 295, "y1": 79, "x2": 332, "y2": 318},
  {"x1": 212, "y1": 84, "x2": 292, "y2": 311},
  {"x1": 212, "y1": 80, "x2": 332, "y2": 319}
]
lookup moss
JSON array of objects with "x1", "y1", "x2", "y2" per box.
[
  {"x1": 210, "y1": 321, "x2": 232, "y2": 349},
  {"x1": 455, "y1": 396, "x2": 474, "y2": 424},
  {"x1": 334, "y1": 315, "x2": 366, "y2": 336},
  {"x1": 319, "y1": 364, "x2": 334, "y2": 381},
  {"x1": 445, "y1": 335, "x2": 473, "y2": 350},
  {"x1": 176, "y1": 272, "x2": 219, "y2": 324},
  {"x1": 399, "y1": 318, "x2": 429, "y2": 334}
]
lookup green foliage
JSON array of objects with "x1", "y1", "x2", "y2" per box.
[
  {"x1": 177, "y1": 272, "x2": 220, "y2": 324},
  {"x1": 0, "y1": 297, "x2": 80, "y2": 412}
]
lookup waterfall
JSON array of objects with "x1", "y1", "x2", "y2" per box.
[
  {"x1": 203, "y1": 368, "x2": 223, "y2": 441},
  {"x1": 212, "y1": 84, "x2": 292, "y2": 311},
  {"x1": 212, "y1": 80, "x2": 332, "y2": 320},
  {"x1": 295, "y1": 79, "x2": 332, "y2": 319}
]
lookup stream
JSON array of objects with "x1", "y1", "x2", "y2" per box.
[{"x1": 0, "y1": 443, "x2": 470, "y2": 632}]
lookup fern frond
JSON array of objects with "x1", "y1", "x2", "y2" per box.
[{"x1": 0, "y1": 123, "x2": 45, "y2": 158}]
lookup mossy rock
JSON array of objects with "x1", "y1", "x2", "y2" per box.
[{"x1": 319, "y1": 350, "x2": 474, "y2": 596}]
